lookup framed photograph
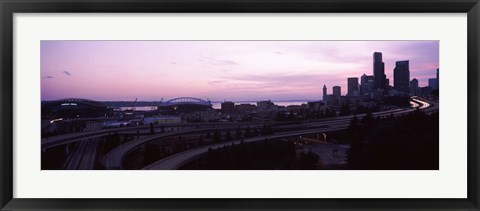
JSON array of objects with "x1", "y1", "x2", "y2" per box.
[{"x1": 1, "y1": 0, "x2": 479, "y2": 210}]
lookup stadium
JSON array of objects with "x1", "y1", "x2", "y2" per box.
[
  {"x1": 41, "y1": 98, "x2": 112, "y2": 119},
  {"x1": 157, "y1": 97, "x2": 213, "y2": 112}
]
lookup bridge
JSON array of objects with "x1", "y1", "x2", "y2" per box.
[{"x1": 159, "y1": 97, "x2": 212, "y2": 107}]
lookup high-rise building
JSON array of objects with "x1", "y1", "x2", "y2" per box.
[
  {"x1": 323, "y1": 85, "x2": 327, "y2": 100},
  {"x1": 393, "y1": 60, "x2": 410, "y2": 93},
  {"x1": 373, "y1": 52, "x2": 386, "y2": 90},
  {"x1": 429, "y1": 78, "x2": 438, "y2": 90},
  {"x1": 333, "y1": 86, "x2": 341, "y2": 97},
  {"x1": 360, "y1": 74, "x2": 375, "y2": 96},
  {"x1": 410, "y1": 78, "x2": 419, "y2": 95},
  {"x1": 347, "y1": 77, "x2": 359, "y2": 96},
  {"x1": 436, "y1": 68, "x2": 439, "y2": 89}
]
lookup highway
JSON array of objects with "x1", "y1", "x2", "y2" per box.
[
  {"x1": 104, "y1": 103, "x2": 427, "y2": 170},
  {"x1": 44, "y1": 97, "x2": 437, "y2": 170},
  {"x1": 62, "y1": 122, "x2": 101, "y2": 170},
  {"x1": 43, "y1": 119, "x2": 300, "y2": 149},
  {"x1": 42, "y1": 97, "x2": 435, "y2": 150},
  {"x1": 102, "y1": 125, "x2": 259, "y2": 170},
  {"x1": 142, "y1": 98, "x2": 437, "y2": 170}
]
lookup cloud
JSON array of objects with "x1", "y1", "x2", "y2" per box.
[
  {"x1": 199, "y1": 55, "x2": 238, "y2": 66},
  {"x1": 208, "y1": 80, "x2": 225, "y2": 85},
  {"x1": 274, "y1": 52, "x2": 283, "y2": 55},
  {"x1": 45, "y1": 76, "x2": 54, "y2": 79},
  {"x1": 62, "y1": 71, "x2": 72, "y2": 76},
  {"x1": 171, "y1": 62, "x2": 177, "y2": 65},
  {"x1": 219, "y1": 72, "x2": 344, "y2": 91},
  {"x1": 210, "y1": 59, "x2": 238, "y2": 66}
]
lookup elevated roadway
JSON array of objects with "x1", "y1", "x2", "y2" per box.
[{"x1": 143, "y1": 98, "x2": 437, "y2": 170}]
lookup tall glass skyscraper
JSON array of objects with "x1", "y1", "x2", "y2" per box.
[{"x1": 373, "y1": 52, "x2": 386, "y2": 90}]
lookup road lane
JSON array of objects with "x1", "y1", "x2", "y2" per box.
[{"x1": 143, "y1": 98, "x2": 436, "y2": 170}]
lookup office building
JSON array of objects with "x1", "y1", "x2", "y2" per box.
[
  {"x1": 221, "y1": 101, "x2": 235, "y2": 112},
  {"x1": 373, "y1": 52, "x2": 386, "y2": 90},
  {"x1": 333, "y1": 86, "x2": 341, "y2": 97},
  {"x1": 393, "y1": 60, "x2": 410, "y2": 93},
  {"x1": 429, "y1": 78, "x2": 438, "y2": 90},
  {"x1": 360, "y1": 74, "x2": 375, "y2": 96},
  {"x1": 235, "y1": 104, "x2": 256, "y2": 111},
  {"x1": 410, "y1": 78, "x2": 420, "y2": 95},
  {"x1": 347, "y1": 77, "x2": 359, "y2": 96}
]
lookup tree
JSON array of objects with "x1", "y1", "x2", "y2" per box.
[
  {"x1": 261, "y1": 124, "x2": 267, "y2": 135},
  {"x1": 225, "y1": 130, "x2": 232, "y2": 141},
  {"x1": 325, "y1": 108, "x2": 336, "y2": 118},
  {"x1": 245, "y1": 126, "x2": 252, "y2": 137},
  {"x1": 235, "y1": 126, "x2": 242, "y2": 139},
  {"x1": 144, "y1": 143, "x2": 160, "y2": 165},
  {"x1": 348, "y1": 115, "x2": 360, "y2": 137},
  {"x1": 361, "y1": 111, "x2": 375, "y2": 131},
  {"x1": 149, "y1": 123, "x2": 154, "y2": 135},
  {"x1": 213, "y1": 130, "x2": 221, "y2": 142},
  {"x1": 348, "y1": 111, "x2": 438, "y2": 170},
  {"x1": 340, "y1": 104, "x2": 351, "y2": 116}
]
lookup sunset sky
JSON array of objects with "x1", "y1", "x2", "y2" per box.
[{"x1": 41, "y1": 41, "x2": 439, "y2": 101}]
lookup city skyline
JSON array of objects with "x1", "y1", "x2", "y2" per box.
[{"x1": 41, "y1": 41, "x2": 439, "y2": 101}]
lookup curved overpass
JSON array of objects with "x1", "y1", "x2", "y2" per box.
[
  {"x1": 143, "y1": 98, "x2": 437, "y2": 170},
  {"x1": 43, "y1": 97, "x2": 437, "y2": 170}
]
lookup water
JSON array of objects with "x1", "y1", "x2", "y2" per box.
[
  {"x1": 211, "y1": 101, "x2": 308, "y2": 109},
  {"x1": 119, "y1": 106, "x2": 158, "y2": 111},
  {"x1": 119, "y1": 101, "x2": 309, "y2": 110}
]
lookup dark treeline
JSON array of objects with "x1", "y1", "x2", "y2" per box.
[
  {"x1": 275, "y1": 108, "x2": 336, "y2": 121},
  {"x1": 382, "y1": 96, "x2": 411, "y2": 107},
  {"x1": 347, "y1": 109, "x2": 439, "y2": 170},
  {"x1": 181, "y1": 140, "x2": 321, "y2": 170}
]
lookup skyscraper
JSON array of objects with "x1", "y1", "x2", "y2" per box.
[
  {"x1": 323, "y1": 85, "x2": 327, "y2": 100},
  {"x1": 436, "y1": 68, "x2": 439, "y2": 89},
  {"x1": 333, "y1": 86, "x2": 341, "y2": 97},
  {"x1": 373, "y1": 52, "x2": 386, "y2": 90},
  {"x1": 347, "y1": 77, "x2": 359, "y2": 96},
  {"x1": 360, "y1": 74, "x2": 375, "y2": 96},
  {"x1": 393, "y1": 60, "x2": 410, "y2": 93},
  {"x1": 410, "y1": 78, "x2": 419, "y2": 95},
  {"x1": 429, "y1": 78, "x2": 438, "y2": 90}
]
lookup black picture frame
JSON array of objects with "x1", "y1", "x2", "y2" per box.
[{"x1": 1, "y1": 0, "x2": 479, "y2": 210}]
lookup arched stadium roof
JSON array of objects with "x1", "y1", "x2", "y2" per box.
[{"x1": 159, "y1": 97, "x2": 212, "y2": 107}]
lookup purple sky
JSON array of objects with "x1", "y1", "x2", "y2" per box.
[{"x1": 41, "y1": 41, "x2": 439, "y2": 101}]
